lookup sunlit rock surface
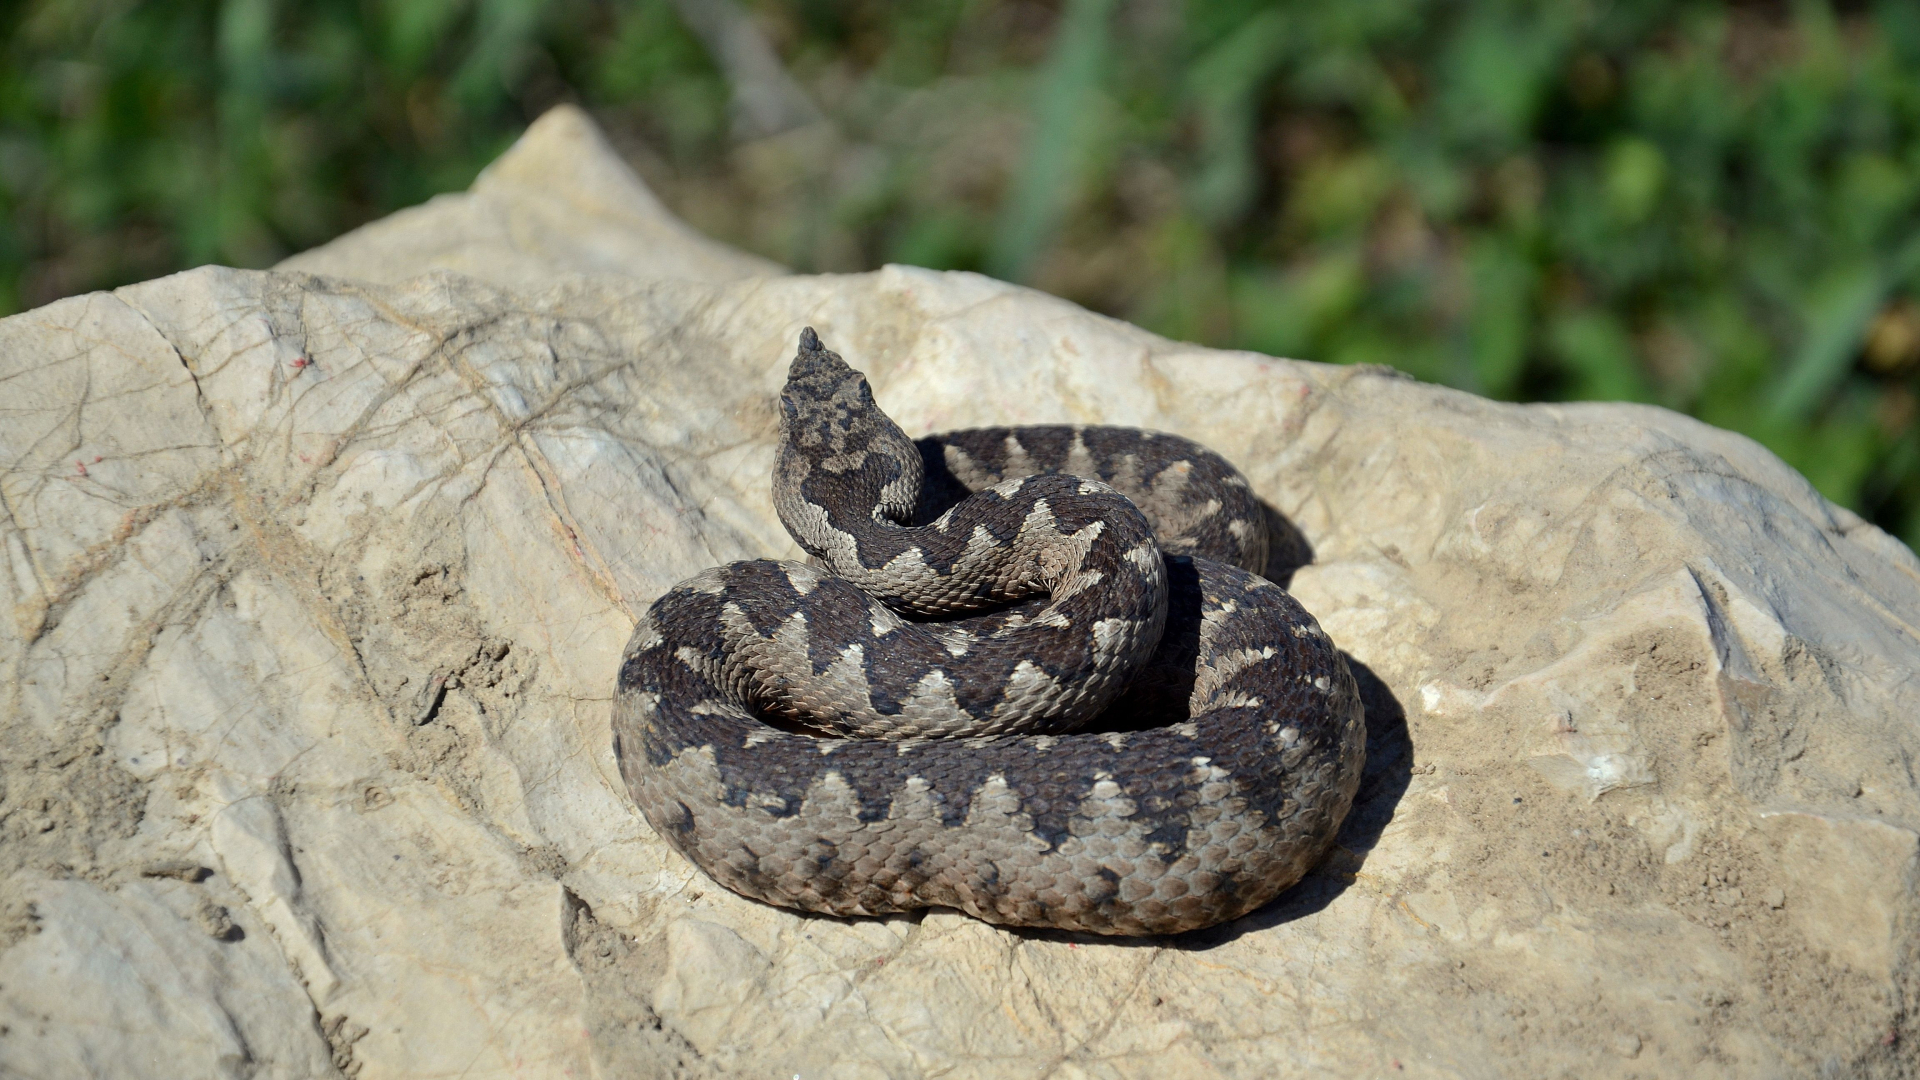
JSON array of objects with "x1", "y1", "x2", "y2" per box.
[{"x1": 2, "y1": 105, "x2": 1915, "y2": 1080}]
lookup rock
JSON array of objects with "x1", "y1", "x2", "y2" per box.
[
  {"x1": 1, "y1": 105, "x2": 1916, "y2": 1079},
  {"x1": 0, "y1": 878, "x2": 335, "y2": 1078}
]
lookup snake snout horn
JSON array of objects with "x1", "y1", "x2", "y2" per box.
[
  {"x1": 779, "y1": 327, "x2": 893, "y2": 438},
  {"x1": 782, "y1": 327, "x2": 867, "y2": 413}
]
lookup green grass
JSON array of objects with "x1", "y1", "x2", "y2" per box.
[{"x1": 4, "y1": 0, "x2": 1919, "y2": 550}]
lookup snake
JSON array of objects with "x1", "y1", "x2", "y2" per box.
[{"x1": 613, "y1": 329, "x2": 1364, "y2": 936}]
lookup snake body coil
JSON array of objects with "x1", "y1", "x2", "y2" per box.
[{"x1": 613, "y1": 330, "x2": 1364, "y2": 935}]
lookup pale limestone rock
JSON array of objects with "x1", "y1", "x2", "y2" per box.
[
  {"x1": 2, "y1": 106, "x2": 1916, "y2": 1079},
  {"x1": 0, "y1": 878, "x2": 333, "y2": 1079}
]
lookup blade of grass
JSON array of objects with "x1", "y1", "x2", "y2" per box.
[
  {"x1": 986, "y1": 0, "x2": 1115, "y2": 283},
  {"x1": 1764, "y1": 261, "x2": 1884, "y2": 425},
  {"x1": 1186, "y1": 8, "x2": 1291, "y2": 228}
]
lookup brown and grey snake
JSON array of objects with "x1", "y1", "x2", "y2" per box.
[{"x1": 612, "y1": 329, "x2": 1364, "y2": 935}]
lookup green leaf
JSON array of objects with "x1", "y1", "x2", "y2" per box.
[{"x1": 1602, "y1": 137, "x2": 1665, "y2": 225}]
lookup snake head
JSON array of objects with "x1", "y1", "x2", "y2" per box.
[
  {"x1": 775, "y1": 328, "x2": 924, "y2": 536},
  {"x1": 779, "y1": 327, "x2": 875, "y2": 445}
]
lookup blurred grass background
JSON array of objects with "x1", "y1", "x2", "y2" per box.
[{"x1": 4, "y1": 0, "x2": 1920, "y2": 550}]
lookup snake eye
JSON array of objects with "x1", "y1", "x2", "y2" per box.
[{"x1": 780, "y1": 396, "x2": 799, "y2": 421}]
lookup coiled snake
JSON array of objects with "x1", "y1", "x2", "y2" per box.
[{"x1": 613, "y1": 330, "x2": 1364, "y2": 935}]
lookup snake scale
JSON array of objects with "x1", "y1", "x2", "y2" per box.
[{"x1": 613, "y1": 329, "x2": 1364, "y2": 935}]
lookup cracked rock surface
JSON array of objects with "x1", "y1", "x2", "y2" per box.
[{"x1": 2, "y1": 105, "x2": 1917, "y2": 1079}]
